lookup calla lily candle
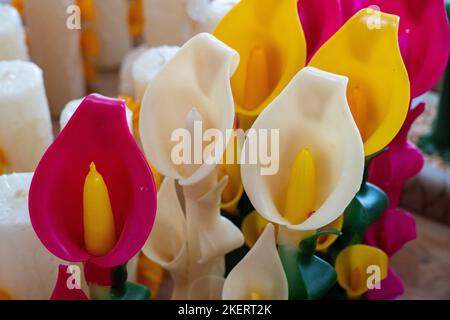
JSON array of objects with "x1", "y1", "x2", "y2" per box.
[
  {"x1": 140, "y1": 33, "x2": 244, "y2": 297},
  {"x1": 0, "y1": 60, "x2": 53, "y2": 174},
  {"x1": 214, "y1": 0, "x2": 306, "y2": 129},
  {"x1": 342, "y1": 0, "x2": 450, "y2": 98},
  {"x1": 22, "y1": 0, "x2": 86, "y2": 116},
  {"x1": 0, "y1": 4, "x2": 29, "y2": 61},
  {"x1": 29, "y1": 94, "x2": 157, "y2": 300},
  {"x1": 223, "y1": 224, "x2": 288, "y2": 300},
  {"x1": 59, "y1": 97, "x2": 133, "y2": 132},
  {"x1": 308, "y1": 9, "x2": 410, "y2": 156},
  {"x1": 241, "y1": 67, "x2": 364, "y2": 234},
  {"x1": 335, "y1": 244, "x2": 388, "y2": 299}
]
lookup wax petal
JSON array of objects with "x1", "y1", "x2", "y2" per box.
[
  {"x1": 139, "y1": 33, "x2": 238, "y2": 186},
  {"x1": 241, "y1": 67, "x2": 364, "y2": 231},
  {"x1": 346, "y1": 0, "x2": 450, "y2": 98},
  {"x1": 188, "y1": 276, "x2": 225, "y2": 300},
  {"x1": 335, "y1": 244, "x2": 389, "y2": 298},
  {"x1": 214, "y1": 0, "x2": 306, "y2": 129},
  {"x1": 297, "y1": 0, "x2": 342, "y2": 62},
  {"x1": 184, "y1": 176, "x2": 244, "y2": 264},
  {"x1": 369, "y1": 103, "x2": 425, "y2": 208},
  {"x1": 50, "y1": 265, "x2": 89, "y2": 300},
  {"x1": 242, "y1": 211, "x2": 270, "y2": 248},
  {"x1": 29, "y1": 94, "x2": 157, "y2": 267},
  {"x1": 364, "y1": 208, "x2": 417, "y2": 257},
  {"x1": 223, "y1": 224, "x2": 288, "y2": 300},
  {"x1": 366, "y1": 267, "x2": 404, "y2": 300},
  {"x1": 309, "y1": 9, "x2": 410, "y2": 156},
  {"x1": 142, "y1": 178, "x2": 189, "y2": 285}
]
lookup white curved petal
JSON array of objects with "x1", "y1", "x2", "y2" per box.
[
  {"x1": 142, "y1": 178, "x2": 189, "y2": 282},
  {"x1": 222, "y1": 224, "x2": 288, "y2": 300},
  {"x1": 188, "y1": 276, "x2": 225, "y2": 300},
  {"x1": 241, "y1": 67, "x2": 364, "y2": 230},
  {"x1": 139, "y1": 33, "x2": 239, "y2": 186},
  {"x1": 184, "y1": 174, "x2": 244, "y2": 264}
]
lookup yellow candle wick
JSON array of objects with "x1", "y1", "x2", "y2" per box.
[
  {"x1": 283, "y1": 148, "x2": 317, "y2": 225},
  {"x1": 249, "y1": 292, "x2": 262, "y2": 300},
  {"x1": 83, "y1": 162, "x2": 117, "y2": 256},
  {"x1": 244, "y1": 47, "x2": 270, "y2": 111}
]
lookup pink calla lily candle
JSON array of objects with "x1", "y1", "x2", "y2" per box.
[{"x1": 28, "y1": 94, "x2": 157, "y2": 300}]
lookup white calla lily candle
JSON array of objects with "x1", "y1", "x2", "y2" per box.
[
  {"x1": 241, "y1": 67, "x2": 365, "y2": 232},
  {"x1": 0, "y1": 60, "x2": 53, "y2": 174}
]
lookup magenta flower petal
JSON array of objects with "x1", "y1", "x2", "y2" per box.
[
  {"x1": 367, "y1": 268, "x2": 405, "y2": 300},
  {"x1": 344, "y1": 0, "x2": 450, "y2": 98},
  {"x1": 298, "y1": 0, "x2": 343, "y2": 62},
  {"x1": 369, "y1": 103, "x2": 425, "y2": 207},
  {"x1": 365, "y1": 208, "x2": 417, "y2": 257},
  {"x1": 29, "y1": 94, "x2": 157, "y2": 267},
  {"x1": 50, "y1": 265, "x2": 89, "y2": 300}
]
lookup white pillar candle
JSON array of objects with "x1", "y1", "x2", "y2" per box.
[
  {"x1": 0, "y1": 4, "x2": 29, "y2": 61},
  {"x1": 0, "y1": 173, "x2": 64, "y2": 300},
  {"x1": 92, "y1": 0, "x2": 132, "y2": 70},
  {"x1": 22, "y1": 0, "x2": 86, "y2": 117},
  {"x1": 118, "y1": 45, "x2": 148, "y2": 97},
  {"x1": 0, "y1": 60, "x2": 53, "y2": 174},
  {"x1": 60, "y1": 97, "x2": 133, "y2": 132},
  {"x1": 132, "y1": 46, "x2": 179, "y2": 101}
]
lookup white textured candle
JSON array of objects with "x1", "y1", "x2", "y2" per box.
[
  {"x1": 92, "y1": 0, "x2": 132, "y2": 70},
  {"x1": 22, "y1": 0, "x2": 86, "y2": 117},
  {"x1": 118, "y1": 45, "x2": 148, "y2": 97},
  {"x1": 0, "y1": 173, "x2": 64, "y2": 299},
  {"x1": 0, "y1": 61, "x2": 53, "y2": 174},
  {"x1": 142, "y1": 0, "x2": 237, "y2": 46},
  {"x1": 0, "y1": 4, "x2": 29, "y2": 61},
  {"x1": 132, "y1": 46, "x2": 179, "y2": 101}
]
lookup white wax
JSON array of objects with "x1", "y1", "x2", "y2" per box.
[
  {"x1": 92, "y1": 0, "x2": 132, "y2": 70},
  {"x1": 118, "y1": 45, "x2": 149, "y2": 97},
  {"x1": 132, "y1": 46, "x2": 179, "y2": 101},
  {"x1": 22, "y1": 0, "x2": 86, "y2": 117},
  {"x1": 143, "y1": 0, "x2": 238, "y2": 47},
  {"x1": 60, "y1": 98, "x2": 133, "y2": 132},
  {"x1": 0, "y1": 4, "x2": 29, "y2": 61},
  {"x1": 0, "y1": 61, "x2": 53, "y2": 173},
  {"x1": 0, "y1": 173, "x2": 63, "y2": 299}
]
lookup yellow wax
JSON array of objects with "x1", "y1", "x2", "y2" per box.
[
  {"x1": 83, "y1": 162, "x2": 116, "y2": 256},
  {"x1": 0, "y1": 148, "x2": 6, "y2": 175},
  {"x1": 244, "y1": 47, "x2": 270, "y2": 110},
  {"x1": 348, "y1": 86, "x2": 368, "y2": 142},
  {"x1": 249, "y1": 292, "x2": 262, "y2": 300},
  {"x1": 349, "y1": 267, "x2": 362, "y2": 292},
  {"x1": 283, "y1": 148, "x2": 316, "y2": 225}
]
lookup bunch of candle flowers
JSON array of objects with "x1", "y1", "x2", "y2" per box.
[{"x1": 24, "y1": 0, "x2": 449, "y2": 300}]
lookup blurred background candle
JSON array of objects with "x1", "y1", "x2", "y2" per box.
[
  {"x1": 142, "y1": 0, "x2": 237, "y2": 46},
  {"x1": 0, "y1": 4, "x2": 29, "y2": 61},
  {"x1": 0, "y1": 60, "x2": 53, "y2": 174},
  {"x1": 0, "y1": 173, "x2": 70, "y2": 300},
  {"x1": 92, "y1": 0, "x2": 132, "y2": 70},
  {"x1": 132, "y1": 46, "x2": 179, "y2": 101},
  {"x1": 22, "y1": 0, "x2": 86, "y2": 117}
]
